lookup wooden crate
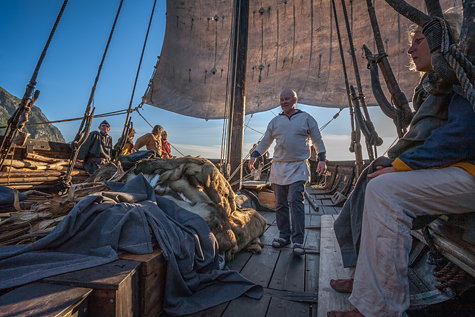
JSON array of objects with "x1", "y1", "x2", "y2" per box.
[
  {"x1": 43, "y1": 259, "x2": 140, "y2": 317},
  {"x1": 119, "y1": 248, "x2": 167, "y2": 317},
  {"x1": 0, "y1": 282, "x2": 92, "y2": 317},
  {"x1": 258, "y1": 190, "x2": 276, "y2": 209}
]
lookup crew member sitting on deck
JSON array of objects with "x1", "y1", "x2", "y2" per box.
[
  {"x1": 248, "y1": 89, "x2": 327, "y2": 256},
  {"x1": 161, "y1": 130, "x2": 172, "y2": 158},
  {"x1": 75, "y1": 120, "x2": 113, "y2": 175},
  {"x1": 328, "y1": 8, "x2": 475, "y2": 317},
  {"x1": 134, "y1": 125, "x2": 163, "y2": 157},
  {"x1": 116, "y1": 128, "x2": 136, "y2": 156}
]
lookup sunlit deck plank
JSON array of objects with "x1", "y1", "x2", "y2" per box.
[{"x1": 317, "y1": 215, "x2": 352, "y2": 317}]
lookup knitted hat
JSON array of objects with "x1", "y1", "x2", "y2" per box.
[{"x1": 99, "y1": 120, "x2": 110, "y2": 127}]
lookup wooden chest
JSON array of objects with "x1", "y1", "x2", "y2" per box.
[
  {"x1": 43, "y1": 259, "x2": 140, "y2": 317},
  {"x1": 0, "y1": 282, "x2": 92, "y2": 317},
  {"x1": 119, "y1": 248, "x2": 167, "y2": 317}
]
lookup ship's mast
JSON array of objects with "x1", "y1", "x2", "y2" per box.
[{"x1": 226, "y1": 0, "x2": 249, "y2": 190}]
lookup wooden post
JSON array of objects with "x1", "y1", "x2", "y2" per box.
[{"x1": 227, "y1": 0, "x2": 249, "y2": 191}]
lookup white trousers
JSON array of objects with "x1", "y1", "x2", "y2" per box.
[{"x1": 349, "y1": 167, "x2": 475, "y2": 317}]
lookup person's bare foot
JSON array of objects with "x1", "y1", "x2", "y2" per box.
[
  {"x1": 329, "y1": 278, "x2": 353, "y2": 293},
  {"x1": 327, "y1": 308, "x2": 364, "y2": 317}
]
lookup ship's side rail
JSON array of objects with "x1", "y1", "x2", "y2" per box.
[
  {"x1": 307, "y1": 162, "x2": 356, "y2": 208},
  {"x1": 0, "y1": 137, "x2": 88, "y2": 189},
  {"x1": 0, "y1": 136, "x2": 72, "y2": 160}
]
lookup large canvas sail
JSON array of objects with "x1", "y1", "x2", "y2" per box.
[{"x1": 143, "y1": 0, "x2": 458, "y2": 119}]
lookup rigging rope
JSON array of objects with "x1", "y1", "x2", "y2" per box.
[
  {"x1": 243, "y1": 113, "x2": 253, "y2": 133},
  {"x1": 63, "y1": 0, "x2": 124, "y2": 189},
  {"x1": 0, "y1": 109, "x2": 131, "y2": 129},
  {"x1": 331, "y1": 0, "x2": 363, "y2": 175},
  {"x1": 382, "y1": 136, "x2": 399, "y2": 157},
  {"x1": 117, "y1": 0, "x2": 158, "y2": 157},
  {"x1": 437, "y1": 17, "x2": 475, "y2": 110},
  {"x1": 135, "y1": 107, "x2": 185, "y2": 157},
  {"x1": 0, "y1": 0, "x2": 69, "y2": 170},
  {"x1": 339, "y1": 0, "x2": 377, "y2": 162},
  {"x1": 319, "y1": 108, "x2": 344, "y2": 131},
  {"x1": 83, "y1": 0, "x2": 124, "y2": 118},
  {"x1": 135, "y1": 107, "x2": 153, "y2": 128},
  {"x1": 219, "y1": 0, "x2": 242, "y2": 176}
]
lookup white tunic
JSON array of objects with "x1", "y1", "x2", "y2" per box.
[{"x1": 255, "y1": 110, "x2": 326, "y2": 186}]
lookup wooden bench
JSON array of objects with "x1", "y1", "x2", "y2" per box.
[
  {"x1": 43, "y1": 259, "x2": 140, "y2": 317},
  {"x1": 317, "y1": 215, "x2": 353, "y2": 316},
  {"x1": 0, "y1": 282, "x2": 92, "y2": 317}
]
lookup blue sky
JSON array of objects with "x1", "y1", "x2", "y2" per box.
[{"x1": 0, "y1": 0, "x2": 399, "y2": 160}]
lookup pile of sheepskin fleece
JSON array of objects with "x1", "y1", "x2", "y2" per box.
[{"x1": 88, "y1": 156, "x2": 267, "y2": 261}]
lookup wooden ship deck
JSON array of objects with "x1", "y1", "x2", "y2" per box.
[
  {"x1": 165, "y1": 189, "x2": 474, "y2": 317},
  {"x1": 1, "y1": 183, "x2": 474, "y2": 316}
]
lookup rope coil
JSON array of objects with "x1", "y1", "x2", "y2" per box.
[
  {"x1": 436, "y1": 17, "x2": 475, "y2": 111},
  {"x1": 423, "y1": 226, "x2": 467, "y2": 293}
]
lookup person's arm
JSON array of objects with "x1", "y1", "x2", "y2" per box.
[
  {"x1": 134, "y1": 134, "x2": 147, "y2": 150},
  {"x1": 392, "y1": 94, "x2": 475, "y2": 171},
  {"x1": 307, "y1": 116, "x2": 327, "y2": 175},
  {"x1": 77, "y1": 133, "x2": 94, "y2": 161}
]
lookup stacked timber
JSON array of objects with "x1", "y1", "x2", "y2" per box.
[
  {"x1": 1, "y1": 152, "x2": 88, "y2": 189},
  {"x1": 0, "y1": 183, "x2": 109, "y2": 246}
]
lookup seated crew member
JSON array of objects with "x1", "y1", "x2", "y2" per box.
[
  {"x1": 327, "y1": 8, "x2": 475, "y2": 317},
  {"x1": 75, "y1": 120, "x2": 113, "y2": 175},
  {"x1": 134, "y1": 125, "x2": 163, "y2": 157},
  {"x1": 161, "y1": 130, "x2": 172, "y2": 158},
  {"x1": 117, "y1": 128, "x2": 136, "y2": 156}
]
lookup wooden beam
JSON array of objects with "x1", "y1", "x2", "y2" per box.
[{"x1": 226, "y1": 0, "x2": 249, "y2": 191}]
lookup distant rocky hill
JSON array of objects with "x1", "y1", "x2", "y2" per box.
[{"x1": 0, "y1": 86, "x2": 65, "y2": 143}]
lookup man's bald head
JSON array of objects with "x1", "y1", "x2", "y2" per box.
[
  {"x1": 280, "y1": 89, "x2": 297, "y2": 99},
  {"x1": 280, "y1": 89, "x2": 298, "y2": 116}
]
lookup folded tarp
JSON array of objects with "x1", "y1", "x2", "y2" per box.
[{"x1": 0, "y1": 174, "x2": 262, "y2": 316}]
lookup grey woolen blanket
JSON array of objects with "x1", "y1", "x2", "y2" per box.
[{"x1": 0, "y1": 174, "x2": 262, "y2": 316}]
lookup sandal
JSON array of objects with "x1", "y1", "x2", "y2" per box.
[
  {"x1": 272, "y1": 238, "x2": 290, "y2": 248},
  {"x1": 293, "y1": 243, "x2": 305, "y2": 256}
]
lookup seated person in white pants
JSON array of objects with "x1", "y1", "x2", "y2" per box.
[{"x1": 328, "y1": 8, "x2": 475, "y2": 317}]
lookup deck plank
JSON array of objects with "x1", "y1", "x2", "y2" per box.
[
  {"x1": 260, "y1": 212, "x2": 276, "y2": 225},
  {"x1": 319, "y1": 205, "x2": 339, "y2": 215},
  {"x1": 260, "y1": 225, "x2": 288, "y2": 248},
  {"x1": 317, "y1": 215, "x2": 352, "y2": 317},
  {"x1": 268, "y1": 249, "x2": 305, "y2": 292},
  {"x1": 177, "y1": 302, "x2": 228, "y2": 317},
  {"x1": 227, "y1": 251, "x2": 253, "y2": 273},
  {"x1": 304, "y1": 229, "x2": 321, "y2": 254},
  {"x1": 305, "y1": 254, "x2": 320, "y2": 294},
  {"x1": 221, "y1": 293, "x2": 271, "y2": 317},
  {"x1": 304, "y1": 215, "x2": 321, "y2": 252},
  {"x1": 240, "y1": 247, "x2": 280, "y2": 288},
  {"x1": 266, "y1": 297, "x2": 310, "y2": 317}
]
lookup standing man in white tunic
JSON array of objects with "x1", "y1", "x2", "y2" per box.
[{"x1": 248, "y1": 89, "x2": 327, "y2": 255}]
